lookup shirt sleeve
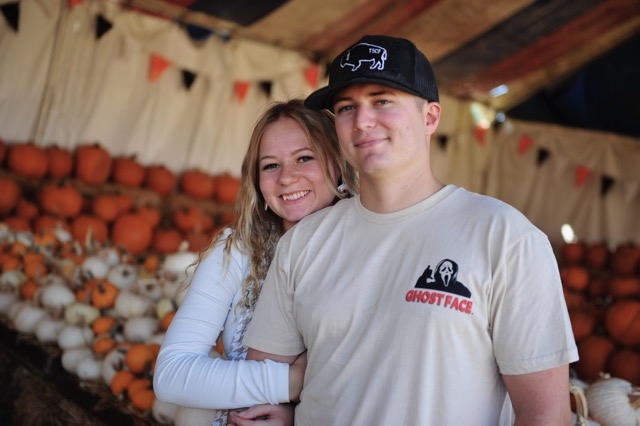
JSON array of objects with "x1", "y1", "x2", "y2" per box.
[
  {"x1": 153, "y1": 232, "x2": 290, "y2": 409},
  {"x1": 491, "y1": 231, "x2": 579, "y2": 374}
]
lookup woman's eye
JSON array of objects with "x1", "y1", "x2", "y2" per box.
[
  {"x1": 298, "y1": 155, "x2": 314, "y2": 163},
  {"x1": 261, "y1": 163, "x2": 278, "y2": 171}
]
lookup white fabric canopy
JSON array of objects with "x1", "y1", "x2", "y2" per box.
[{"x1": 1, "y1": 0, "x2": 639, "y2": 248}]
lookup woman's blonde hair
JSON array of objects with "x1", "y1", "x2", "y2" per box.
[{"x1": 197, "y1": 99, "x2": 357, "y2": 309}]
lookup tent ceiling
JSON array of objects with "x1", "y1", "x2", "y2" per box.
[{"x1": 127, "y1": 0, "x2": 639, "y2": 137}]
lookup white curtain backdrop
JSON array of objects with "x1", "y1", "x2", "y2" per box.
[{"x1": 1, "y1": 0, "x2": 639, "y2": 248}]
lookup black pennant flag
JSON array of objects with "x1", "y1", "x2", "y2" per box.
[
  {"x1": 181, "y1": 69, "x2": 197, "y2": 90},
  {"x1": 437, "y1": 134, "x2": 448, "y2": 150},
  {"x1": 600, "y1": 175, "x2": 615, "y2": 197},
  {"x1": 536, "y1": 148, "x2": 550, "y2": 166},
  {"x1": 1, "y1": 2, "x2": 19, "y2": 33},
  {"x1": 95, "y1": 14, "x2": 113, "y2": 40},
  {"x1": 259, "y1": 81, "x2": 272, "y2": 97}
]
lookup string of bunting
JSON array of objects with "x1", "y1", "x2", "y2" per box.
[
  {"x1": 0, "y1": 1, "x2": 19, "y2": 32},
  {"x1": 441, "y1": 125, "x2": 617, "y2": 198}
]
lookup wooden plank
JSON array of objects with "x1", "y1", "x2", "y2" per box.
[{"x1": 444, "y1": 0, "x2": 640, "y2": 108}]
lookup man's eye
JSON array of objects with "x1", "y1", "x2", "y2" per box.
[{"x1": 335, "y1": 105, "x2": 352, "y2": 114}]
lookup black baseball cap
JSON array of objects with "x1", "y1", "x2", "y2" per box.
[{"x1": 305, "y1": 35, "x2": 439, "y2": 111}]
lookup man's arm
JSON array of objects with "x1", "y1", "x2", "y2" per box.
[{"x1": 503, "y1": 364, "x2": 572, "y2": 426}]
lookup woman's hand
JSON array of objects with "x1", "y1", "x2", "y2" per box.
[
  {"x1": 227, "y1": 404, "x2": 294, "y2": 426},
  {"x1": 289, "y1": 351, "x2": 307, "y2": 402}
]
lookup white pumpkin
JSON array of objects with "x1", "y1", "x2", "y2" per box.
[
  {"x1": 12, "y1": 302, "x2": 49, "y2": 334},
  {"x1": 61, "y1": 347, "x2": 92, "y2": 375},
  {"x1": 101, "y1": 347, "x2": 126, "y2": 385},
  {"x1": 64, "y1": 301, "x2": 100, "y2": 325},
  {"x1": 39, "y1": 283, "x2": 76, "y2": 313},
  {"x1": 0, "y1": 269, "x2": 27, "y2": 290},
  {"x1": 135, "y1": 277, "x2": 164, "y2": 302},
  {"x1": 81, "y1": 256, "x2": 110, "y2": 279},
  {"x1": 585, "y1": 375, "x2": 640, "y2": 426},
  {"x1": 114, "y1": 290, "x2": 152, "y2": 319},
  {"x1": 107, "y1": 264, "x2": 138, "y2": 290},
  {"x1": 58, "y1": 324, "x2": 94, "y2": 350},
  {"x1": 76, "y1": 355, "x2": 103, "y2": 380},
  {"x1": 35, "y1": 317, "x2": 66, "y2": 344},
  {"x1": 152, "y1": 399, "x2": 179, "y2": 425},
  {"x1": 0, "y1": 291, "x2": 18, "y2": 314},
  {"x1": 123, "y1": 316, "x2": 160, "y2": 342}
]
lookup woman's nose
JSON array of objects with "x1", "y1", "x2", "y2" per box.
[{"x1": 278, "y1": 163, "x2": 299, "y2": 185}]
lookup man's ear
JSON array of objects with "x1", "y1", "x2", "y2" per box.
[{"x1": 424, "y1": 101, "x2": 441, "y2": 132}]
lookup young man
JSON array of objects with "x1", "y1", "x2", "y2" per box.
[{"x1": 234, "y1": 35, "x2": 578, "y2": 426}]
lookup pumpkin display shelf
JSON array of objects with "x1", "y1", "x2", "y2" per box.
[{"x1": 0, "y1": 143, "x2": 240, "y2": 425}]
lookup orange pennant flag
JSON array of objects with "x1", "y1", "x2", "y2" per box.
[
  {"x1": 68, "y1": 0, "x2": 84, "y2": 8},
  {"x1": 234, "y1": 81, "x2": 250, "y2": 103},
  {"x1": 304, "y1": 65, "x2": 319, "y2": 89},
  {"x1": 575, "y1": 166, "x2": 591, "y2": 188},
  {"x1": 474, "y1": 126, "x2": 486, "y2": 145},
  {"x1": 149, "y1": 54, "x2": 171, "y2": 83},
  {"x1": 517, "y1": 134, "x2": 533, "y2": 155}
]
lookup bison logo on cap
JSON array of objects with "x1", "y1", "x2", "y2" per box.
[{"x1": 340, "y1": 43, "x2": 387, "y2": 71}]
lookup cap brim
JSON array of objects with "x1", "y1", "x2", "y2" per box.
[{"x1": 305, "y1": 77, "x2": 427, "y2": 111}]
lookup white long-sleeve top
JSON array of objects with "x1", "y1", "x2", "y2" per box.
[{"x1": 153, "y1": 228, "x2": 290, "y2": 409}]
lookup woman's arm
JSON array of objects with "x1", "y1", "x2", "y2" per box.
[{"x1": 153, "y1": 235, "x2": 291, "y2": 409}]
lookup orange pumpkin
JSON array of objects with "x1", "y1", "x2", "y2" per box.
[
  {"x1": 7, "y1": 142, "x2": 49, "y2": 178},
  {"x1": 584, "y1": 242, "x2": 610, "y2": 270},
  {"x1": 569, "y1": 310, "x2": 596, "y2": 343},
  {"x1": 75, "y1": 143, "x2": 112, "y2": 185},
  {"x1": 92, "y1": 334, "x2": 117, "y2": 355},
  {"x1": 33, "y1": 215, "x2": 70, "y2": 233},
  {"x1": 605, "y1": 300, "x2": 640, "y2": 346},
  {"x1": 216, "y1": 173, "x2": 241, "y2": 204},
  {"x1": 46, "y1": 145, "x2": 74, "y2": 179},
  {"x1": 610, "y1": 243, "x2": 640, "y2": 276},
  {"x1": 160, "y1": 311, "x2": 175, "y2": 331},
  {"x1": 19, "y1": 279, "x2": 40, "y2": 300},
  {"x1": 38, "y1": 182, "x2": 84, "y2": 218},
  {"x1": 575, "y1": 334, "x2": 616, "y2": 382},
  {"x1": 135, "y1": 205, "x2": 162, "y2": 230},
  {"x1": 144, "y1": 165, "x2": 176, "y2": 196},
  {"x1": 124, "y1": 344, "x2": 155, "y2": 375},
  {"x1": 111, "y1": 370, "x2": 136, "y2": 396},
  {"x1": 180, "y1": 169, "x2": 217, "y2": 199},
  {"x1": 559, "y1": 265, "x2": 590, "y2": 292},
  {"x1": 172, "y1": 205, "x2": 213, "y2": 233},
  {"x1": 608, "y1": 277, "x2": 640, "y2": 299},
  {"x1": 130, "y1": 388, "x2": 155, "y2": 412},
  {"x1": 92, "y1": 315, "x2": 118, "y2": 335},
  {"x1": 71, "y1": 214, "x2": 109, "y2": 244},
  {"x1": 560, "y1": 242, "x2": 585, "y2": 265},
  {"x1": 15, "y1": 198, "x2": 39, "y2": 221},
  {"x1": 0, "y1": 176, "x2": 21, "y2": 216},
  {"x1": 112, "y1": 155, "x2": 145, "y2": 188},
  {"x1": 3, "y1": 217, "x2": 30, "y2": 231},
  {"x1": 608, "y1": 349, "x2": 640, "y2": 386},
  {"x1": 151, "y1": 227, "x2": 183, "y2": 254},
  {"x1": 112, "y1": 213, "x2": 153, "y2": 255},
  {"x1": 92, "y1": 194, "x2": 122, "y2": 223},
  {"x1": 186, "y1": 230, "x2": 212, "y2": 252},
  {"x1": 89, "y1": 279, "x2": 120, "y2": 309}
]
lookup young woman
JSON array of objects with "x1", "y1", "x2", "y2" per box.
[{"x1": 153, "y1": 99, "x2": 357, "y2": 425}]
